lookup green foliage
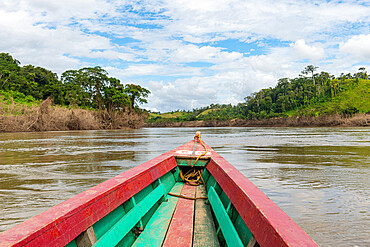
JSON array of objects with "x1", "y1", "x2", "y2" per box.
[
  {"x1": 297, "y1": 79, "x2": 370, "y2": 117},
  {"x1": 240, "y1": 68, "x2": 369, "y2": 119},
  {"x1": 0, "y1": 90, "x2": 38, "y2": 105},
  {"x1": 0, "y1": 53, "x2": 151, "y2": 116},
  {"x1": 104, "y1": 80, "x2": 130, "y2": 113},
  {"x1": 1, "y1": 52, "x2": 367, "y2": 124},
  {"x1": 149, "y1": 67, "x2": 369, "y2": 123},
  {"x1": 124, "y1": 84, "x2": 151, "y2": 109}
]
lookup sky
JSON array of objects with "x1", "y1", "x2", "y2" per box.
[{"x1": 0, "y1": 0, "x2": 369, "y2": 112}]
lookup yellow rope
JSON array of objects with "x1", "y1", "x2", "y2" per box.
[
  {"x1": 178, "y1": 132, "x2": 208, "y2": 186},
  {"x1": 191, "y1": 132, "x2": 208, "y2": 168},
  {"x1": 179, "y1": 169, "x2": 203, "y2": 186}
]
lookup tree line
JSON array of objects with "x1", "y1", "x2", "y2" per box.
[
  {"x1": 2, "y1": 52, "x2": 367, "y2": 124},
  {"x1": 0, "y1": 53, "x2": 150, "y2": 116},
  {"x1": 149, "y1": 66, "x2": 368, "y2": 122},
  {"x1": 242, "y1": 66, "x2": 368, "y2": 119}
]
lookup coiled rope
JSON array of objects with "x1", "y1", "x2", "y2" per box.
[
  {"x1": 169, "y1": 132, "x2": 209, "y2": 200},
  {"x1": 179, "y1": 131, "x2": 208, "y2": 186}
]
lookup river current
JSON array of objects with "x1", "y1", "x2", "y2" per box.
[{"x1": 0, "y1": 127, "x2": 369, "y2": 246}]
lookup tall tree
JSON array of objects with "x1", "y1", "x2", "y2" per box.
[
  {"x1": 124, "y1": 84, "x2": 151, "y2": 109},
  {"x1": 302, "y1": 65, "x2": 318, "y2": 85},
  {"x1": 355, "y1": 67, "x2": 367, "y2": 79},
  {"x1": 61, "y1": 69, "x2": 90, "y2": 107},
  {"x1": 103, "y1": 78, "x2": 130, "y2": 112},
  {"x1": 78, "y1": 66, "x2": 109, "y2": 113}
]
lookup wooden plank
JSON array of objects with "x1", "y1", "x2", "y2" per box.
[
  {"x1": 176, "y1": 158, "x2": 208, "y2": 167},
  {"x1": 162, "y1": 184, "x2": 196, "y2": 247},
  {"x1": 208, "y1": 187, "x2": 244, "y2": 247},
  {"x1": 193, "y1": 185, "x2": 220, "y2": 247},
  {"x1": 132, "y1": 186, "x2": 153, "y2": 229},
  {"x1": 76, "y1": 226, "x2": 97, "y2": 247},
  {"x1": 247, "y1": 235, "x2": 259, "y2": 247},
  {"x1": 116, "y1": 231, "x2": 136, "y2": 247},
  {"x1": 92, "y1": 184, "x2": 166, "y2": 247},
  {"x1": 132, "y1": 183, "x2": 184, "y2": 246}
]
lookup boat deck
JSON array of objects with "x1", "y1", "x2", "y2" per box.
[
  {"x1": 133, "y1": 182, "x2": 219, "y2": 247},
  {"x1": 69, "y1": 166, "x2": 257, "y2": 247}
]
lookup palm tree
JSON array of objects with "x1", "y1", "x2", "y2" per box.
[{"x1": 302, "y1": 65, "x2": 318, "y2": 85}]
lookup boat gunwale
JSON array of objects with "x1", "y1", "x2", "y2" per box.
[{"x1": 206, "y1": 145, "x2": 318, "y2": 247}]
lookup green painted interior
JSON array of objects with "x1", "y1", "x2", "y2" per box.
[
  {"x1": 66, "y1": 168, "x2": 178, "y2": 247},
  {"x1": 176, "y1": 158, "x2": 209, "y2": 167},
  {"x1": 209, "y1": 187, "x2": 244, "y2": 247},
  {"x1": 173, "y1": 167, "x2": 182, "y2": 182},
  {"x1": 203, "y1": 168, "x2": 254, "y2": 247},
  {"x1": 65, "y1": 165, "x2": 253, "y2": 247},
  {"x1": 93, "y1": 205, "x2": 126, "y2": 239},
  {"x1": 132, "y1": 183, "x2": 184, "y2": 246},
  {"x1": 65, "y1": 239, "x2": 78, "y2": 247},
  {"x1": 93, "y1": 184, "x2": 166, "y2": 246}
]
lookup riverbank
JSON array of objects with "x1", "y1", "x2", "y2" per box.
[
  {"x1": 144, "y1": 113, "x2": 370, "y2": 128},
  {"x1": 2, "y1": 98, "x2": 368, "y2": 132},
  {"x1": 0, "y1": 98, "x2": 146, "y2": 132}
]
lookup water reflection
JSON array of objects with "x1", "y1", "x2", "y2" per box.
[{"x1": 0, "y1": 127, "x2": 369, "y2": 246}]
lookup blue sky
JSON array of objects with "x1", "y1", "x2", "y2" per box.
[{"x1": 0, "y1": 0, "x2": 369, "y2": 112}]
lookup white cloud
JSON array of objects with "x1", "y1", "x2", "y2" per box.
[
  {"x1": 163, "y1": 0, "x2": 370, "y2": 42},
  {"x1": 0, "y1": 0, "x2": 369, "y2": 111},
  {"x1": 144, "y1": 49, "x2": 302, "y2": 111},
  {"x1": 105, "y1": 64, "x2": 204, "y2": 78},
  {"x1": 290, "y1": 40, "x2": 325, "y2": 62},
  {"x1": 340, "y1": 34, "x2": 370, "y2": 61},
  {"x1": 146, "y1": 78, "x2": 219, "y2": 112}
]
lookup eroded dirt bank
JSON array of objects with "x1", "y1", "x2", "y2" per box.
[
  {"x1": 0, "y1": 99, "x2": 146, "y2": 132},
  {"x1": 144, "y1": 114, "x2": 370, "y2": 128}
]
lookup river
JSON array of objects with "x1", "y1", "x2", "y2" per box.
[{"x1": 0, "y1": 127, "x2": 369, "y2": 246}]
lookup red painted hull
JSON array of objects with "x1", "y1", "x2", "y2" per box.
[{"x1": 0, "y1": 140, "x2": 317, "y2": 247}]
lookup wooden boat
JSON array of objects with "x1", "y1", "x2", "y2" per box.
[{"x1": 0, "y1": 132, "x2": 317, "y2": 247}]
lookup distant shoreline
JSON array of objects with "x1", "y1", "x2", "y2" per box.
[{"x1": 144, "y1": 113, "x2": 370, "y2": 128}]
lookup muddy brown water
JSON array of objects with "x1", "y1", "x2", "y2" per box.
[{"x1": 0, "y1": 127, "x2": 369, "y2": 246}]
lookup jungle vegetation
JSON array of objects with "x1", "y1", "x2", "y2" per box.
[
  {"x1": 0, "y1": 53, "x2": 151, "y2": 131},
  {"x1": 148, "y1": 66, "x2": 369, "y2": 123},
  {"x1": 1, "y1": 52, "x2": 368, "y2": 129}
]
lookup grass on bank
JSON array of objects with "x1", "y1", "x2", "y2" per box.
[
  {"x1": 293, "y1": 79, "x2": 370, "y2": 117},
  {"x1": 0, "y1": 90, "x2": 147, "y2": 132}
]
